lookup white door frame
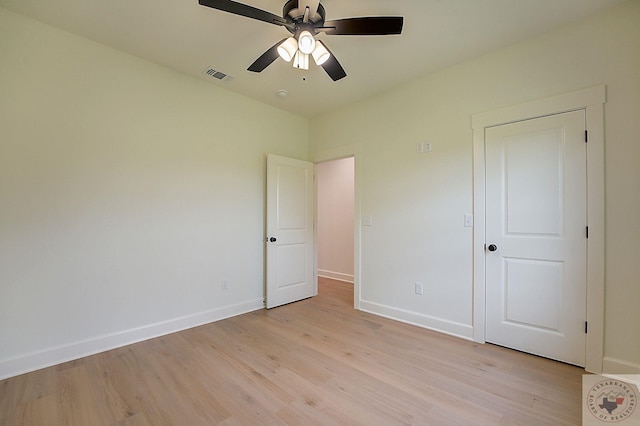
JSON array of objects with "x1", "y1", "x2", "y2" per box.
[
  {"x1": 471, "y1": 86, "x2": 606, "y2": 373},
  {"x1": 312, "y1": 143, "x2": 362, "y2": 310}
]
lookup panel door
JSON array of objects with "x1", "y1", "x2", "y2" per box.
[
  {"x1": 266, "y1": 154, "x2": 315, "y2": 309},
  {"x1": 485, "y1": 110, "x2": 587, "y2": 366}
]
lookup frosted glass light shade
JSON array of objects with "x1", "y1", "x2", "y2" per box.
[
  {"x1": 311, "y1": 41, "x2": 330, "y2": 66},
  {"x1": 293, "y1": 51, "x2": 309, "y2": 70},
  {"x1": 277, "y1": 37, "x2": 298, "y2": 62},
  {"x1": 297, "y1": 31, "x2": 316, "y2": 55}
]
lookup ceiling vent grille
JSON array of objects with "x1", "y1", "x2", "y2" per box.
[{"x1": 203, "y1": 67, "x2": 233, "y2": 82}]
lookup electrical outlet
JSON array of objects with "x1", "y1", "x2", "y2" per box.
[
  {"x1": 415, "y1": 282, "x2": 424, "y2": 295},
  {"x1": 221, "y1": 279, "x2": 229, "y2": 290}
]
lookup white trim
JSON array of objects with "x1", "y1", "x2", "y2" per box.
[
  {"x1": 312, "y1": 143, "x2": 362, "y2": 310},
  {"x1": 360, "y1": 300, "x2": 474, "y2": 341},
  {"x1": 603, "y1": 357, "x2": 640, "y2": 374},
  {"x1": 471, "y1": 85, "x2": 605, "y2": 129},
  {"x1": 317, "y1": 269, "x2": 354, "y2": 283},
  {"x1": 0, "y1": 298, "x2": 264, "y2": 380},
  {"x1": 472, "y1": 85, "x2": 606, "y2": 373}
]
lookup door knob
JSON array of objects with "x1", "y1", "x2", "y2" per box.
[
  {"x1": 488, "y1": 244, "x2": 498, "y2": 252},
  {"x1": 269, "y1": 237, "x2": 277, "y2": 243}
]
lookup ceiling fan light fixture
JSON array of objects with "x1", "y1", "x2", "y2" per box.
[
  {"x1": 293, "y1": 51, "x2": 309, "y2": 70},
  {"x1": 311, "y1": 41, "x2": 330, "y2": 66},
  {"x1": 277, "y1": 37, "x2": 298, "y2": 62},
  {"x1": 297, "y1": 30, "x2": 316, "y2": 55},
  {"x1": 200, "y1": 0, "x2": 404, "y2": 82}
]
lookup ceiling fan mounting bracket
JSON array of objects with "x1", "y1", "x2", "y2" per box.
[{"x1": 282, "y1": 0, "x2": 326, "y2": 35}]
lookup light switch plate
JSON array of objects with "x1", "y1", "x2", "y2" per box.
[{"x1": 464, "y1": 214, "x2": 473, "y2": 227}]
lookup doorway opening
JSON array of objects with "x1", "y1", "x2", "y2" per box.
[{"x1": 316, "y1": 157, "x2": 355, "y2": 292}]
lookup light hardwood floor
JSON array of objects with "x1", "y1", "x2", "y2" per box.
[{"x1": 1, "y1": 278, "x2": 584, "y2": 425}]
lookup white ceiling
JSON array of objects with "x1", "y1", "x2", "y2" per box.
[{"x1": 0, "y1": 0, "x2": 627, "y2": 117}]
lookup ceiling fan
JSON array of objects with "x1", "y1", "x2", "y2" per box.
[{"x1": 198, "y1": 0, "x2": 404, "y2": 81}]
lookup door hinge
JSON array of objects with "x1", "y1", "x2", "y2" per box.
[
  {"x1": 586, "y1": 226, "x2": 589, "y2": 238},
  {"x1": 585, "y1": 321, "x2": 589, "y2": 334},
  {"x1": 585, "y1": 130, "x2": 588, "y2": 143}
]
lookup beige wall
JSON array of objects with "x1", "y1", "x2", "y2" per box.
[
  {"x1": 310, "y1": 0, "x2": 640, "y2": 372},
  {"x1": 0, "y1": 8, "x2": 308, "y2": 378}
]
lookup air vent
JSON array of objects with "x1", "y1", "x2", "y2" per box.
[{"x1": 203, "y1": 67, "x2": 233, "y2": 82}]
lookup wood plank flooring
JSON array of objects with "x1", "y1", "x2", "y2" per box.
[{"x1": 1, "y1": 278, "x2": 585, "y2": 425}]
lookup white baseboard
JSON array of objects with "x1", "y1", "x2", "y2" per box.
[
  {"x1": 359, "y1": 299, "x2": 474, "y2": 341},
  {"x1": 603, "y1": 356, "x2": 640, "y2": 374},
  {"x1": 317, "y1": 269, "x2": 354, "y2": 283},
  {"x1": 0, "y1": 298, "x2": 264, "y2": 380}
]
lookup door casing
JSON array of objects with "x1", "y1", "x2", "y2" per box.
[{"x1": 472, "y1": 85, "x2": 606, "y2": 373}]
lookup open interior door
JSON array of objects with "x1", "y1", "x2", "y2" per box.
[{"x1": 266, "y1": 154, "x2": 316, "y2": 309}]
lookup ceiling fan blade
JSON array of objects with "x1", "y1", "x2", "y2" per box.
[
  {"x1": 318, "y1": 42, "x2": 347, "y2": 81},
  {"x1": 198, "y1": 0, "x2": 288, "y2": 27},
  {"x1": 321, "y1": 17, "x2": 404, "y2": 35},
  {"x1": 247, "y1": 38, "x2": 287, "y2": 73}
]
